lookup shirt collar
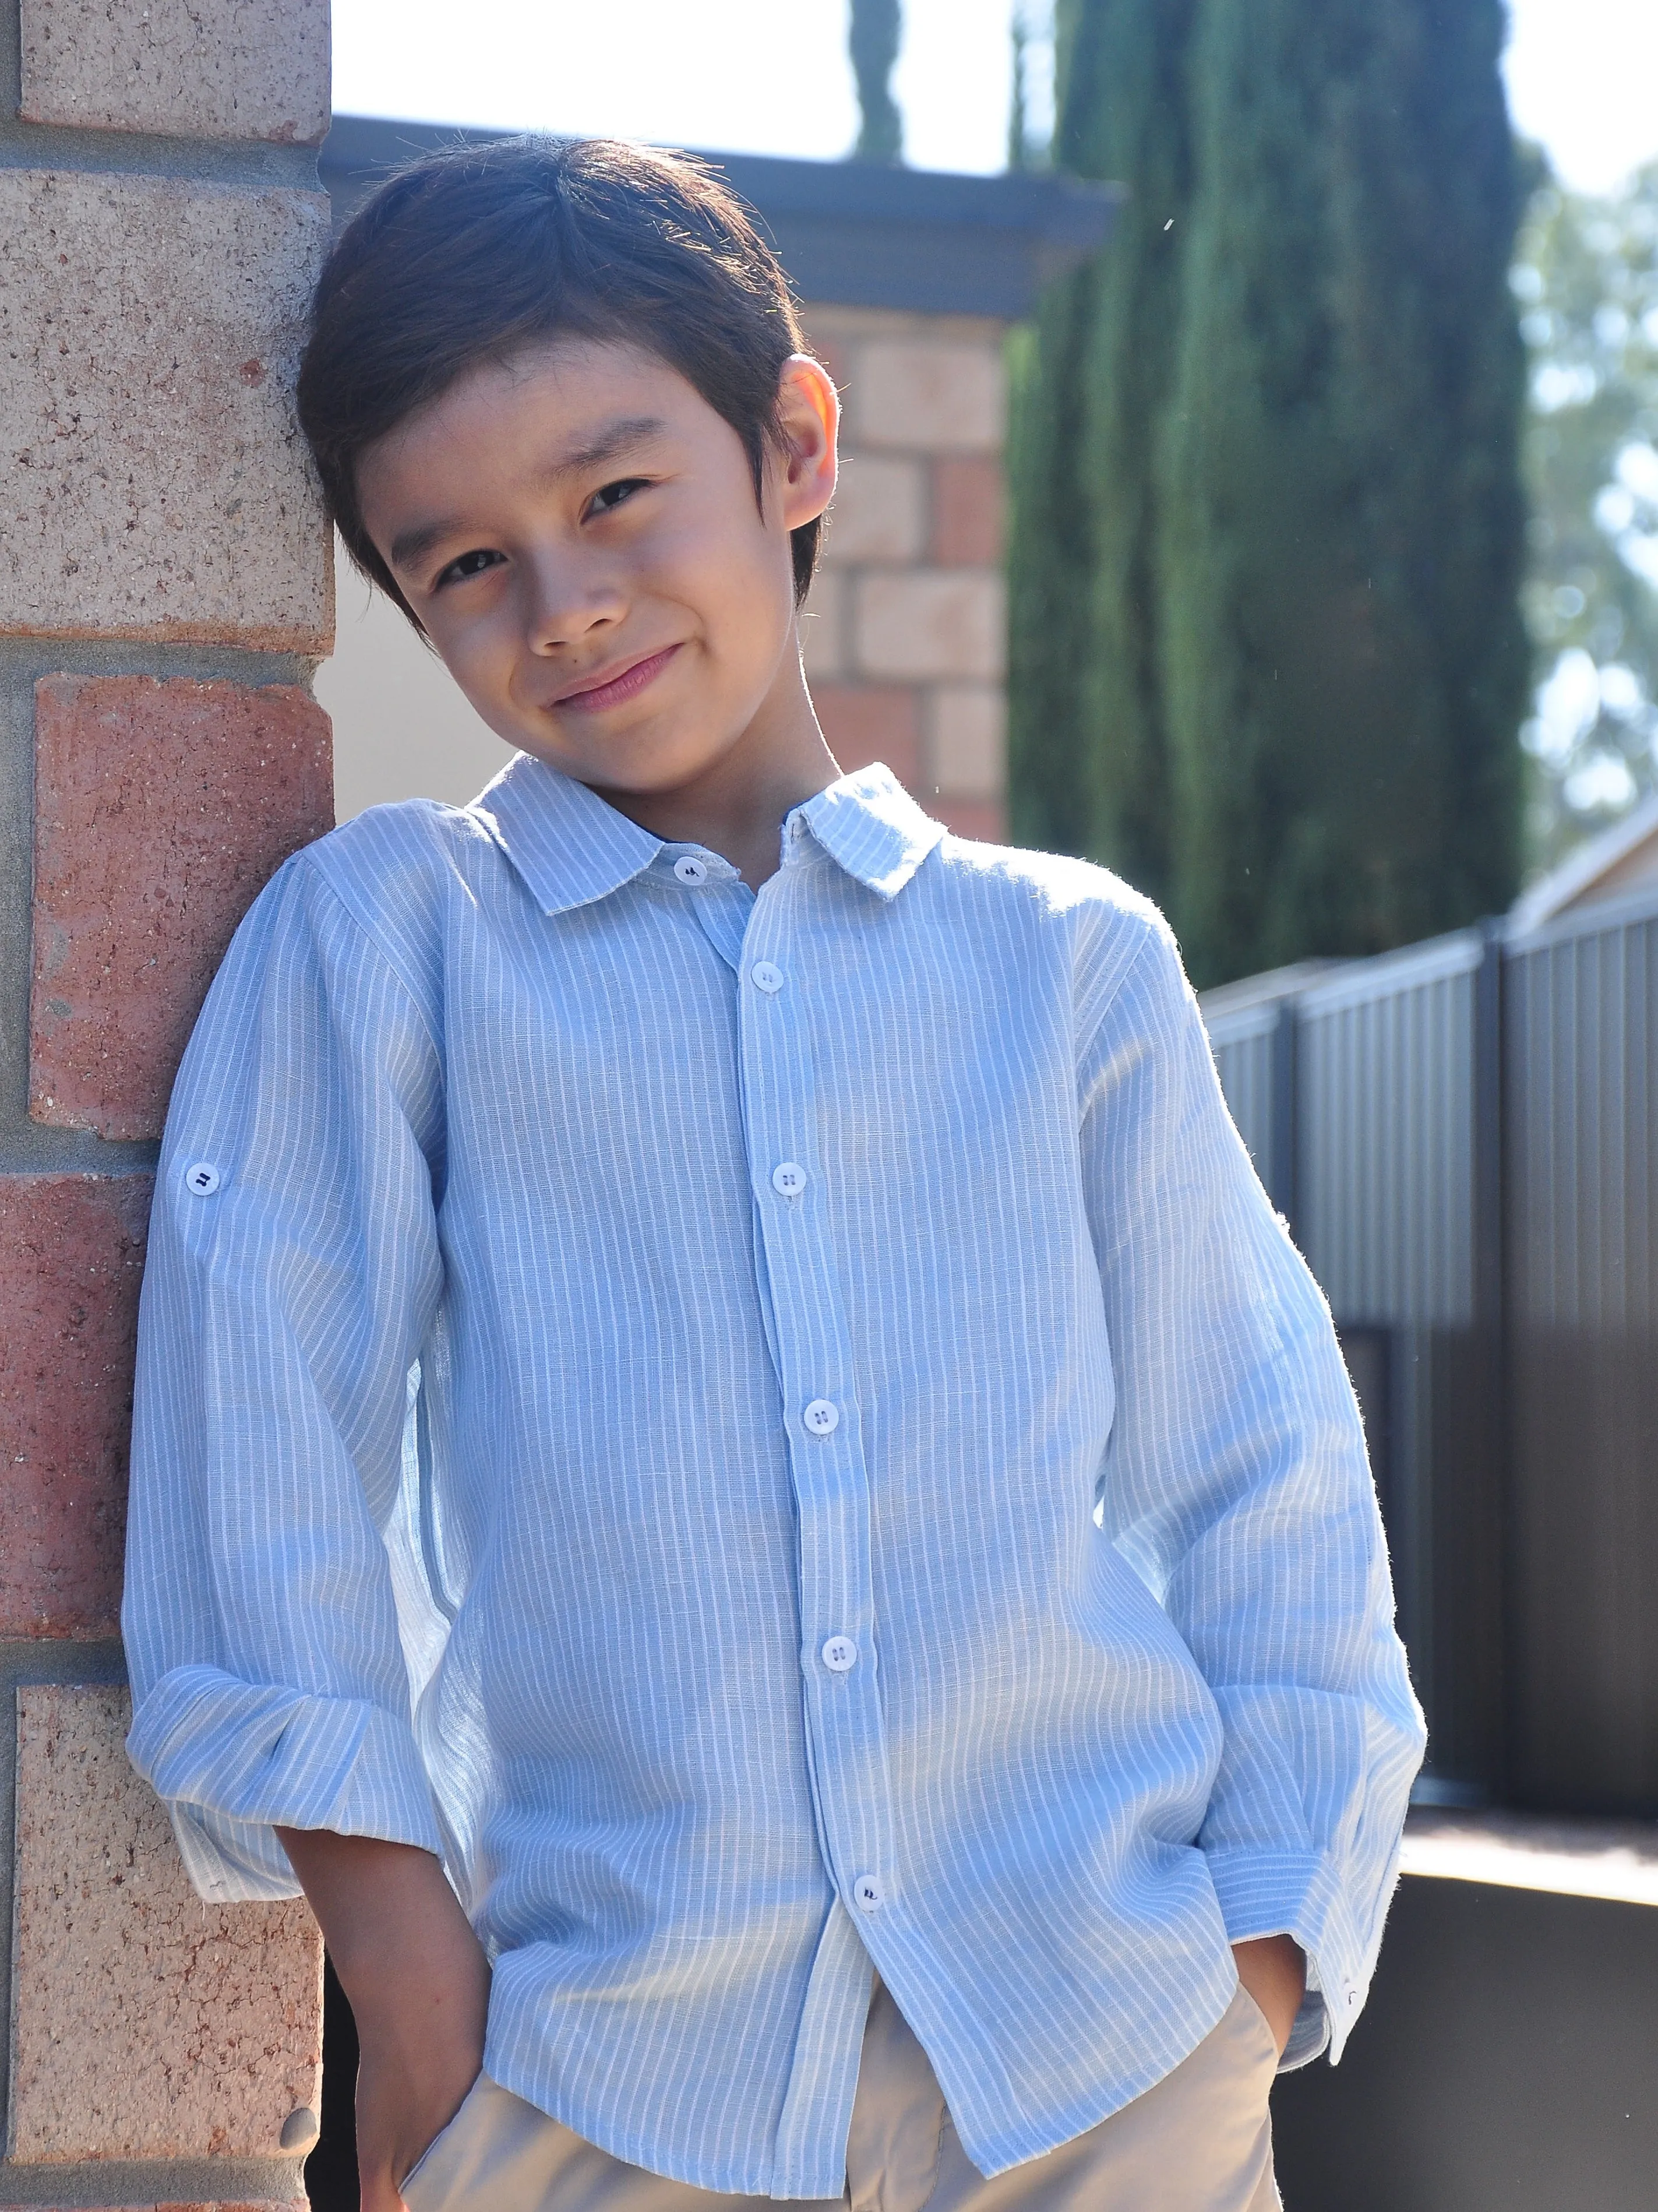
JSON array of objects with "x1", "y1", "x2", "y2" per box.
[
  {"x1": 468, "y1": 752, "x2": 664, "y2": 916},
  {"x1": 468, "y1": 752, "x2": 946, "y2": 917},
  {"x1": 791, "y1": 763, "x2": 946, "y2": 899}
]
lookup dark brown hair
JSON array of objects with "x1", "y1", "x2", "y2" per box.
[{"x1": 297, "y1": 135, "x2": 821, "y2": 623}]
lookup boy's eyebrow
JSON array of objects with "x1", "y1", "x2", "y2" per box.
[
  {"x1": 387, "y1": 414, "x2": 671, "y2": 576},
  {"x1": 537, "y1": 414, "x2": 670, "y2": 485}
]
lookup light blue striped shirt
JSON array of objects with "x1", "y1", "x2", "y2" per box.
[{"x1": 124, "y1": 756, "x2": 1424, "y2": 2196}]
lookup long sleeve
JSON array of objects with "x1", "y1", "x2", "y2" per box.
[
  {"x1": 122, "y1": 853, "x2": 449, "y2": 1901},
  {"x1": 1077, "y1": 915, "x2": 1426, "y2": 2065}
]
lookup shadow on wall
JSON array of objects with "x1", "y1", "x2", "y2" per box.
[
  {"x1": 1272, "y1": 1873, "x2": 1658, "y2": 2211},
  {"x1": 316, "y1": 531, "x2": 515, "y2": 820}
]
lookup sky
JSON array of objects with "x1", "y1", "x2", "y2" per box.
[{"x1": 332, "y1": 0, "x2": 1658, "y2": 199}]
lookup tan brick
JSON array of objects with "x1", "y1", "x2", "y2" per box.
[
  {"x1": 928, "y1": 684, "x2": 1006, "y2": 800},
  {"x1": 799, "y1": 568, "x2": 847, "y2": 680},
  {"x1": 20, "y1": 0, "x2": 330, "y2": 143},
  {"x1": 936, "y1": 797, "x2": 1006, "y2": 844},
  {"x1": 853, "y1": 572, "x2": 1006, "y2": 684},
  {"x1": 31, "y1": 675, "x2": 333, "y2": 1141},
  {"x1": 821, "y1": 456, "x2": 925, "y2": 566},
  {"x1": 932, "y1": 455, "x2": 1004, "y2": 568},
  {"x1": 807, "y1": 326, "x2": 853, "y2": 396},
  {"x1": 0, "y1": 170, "x2": 332, "y2": 646},
  {"x1": 813, "y1": 684, "x2": 922, "y2": 791},
  {"x1": 10, "y1": 1686, "x2": 323, "y2": 2163},
  {"x1": 849, "y1": 341, "x2": 1005, "y2": 453},
  {"x1": 0, "y1": 1174, "x2": 151, "y2": 1638}
]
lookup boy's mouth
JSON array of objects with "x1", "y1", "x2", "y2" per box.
[{"x1": 551, "y1": 644, "x2": 680, "y2": 714}]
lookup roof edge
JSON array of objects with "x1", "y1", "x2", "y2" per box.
[{"x1": 315, "y1": 116, "x2": 1120, "y2": 319}]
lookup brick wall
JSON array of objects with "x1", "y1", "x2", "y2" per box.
[
  {"x1": 321, "y1": 301, "x2": 1012, "y2": 844},
  {"x1": 0, "y1": 5, "x2": 333, "y2": 2208},
  {"x1": 800, "y1": 306, "x2": 1007, "y2": 843}
]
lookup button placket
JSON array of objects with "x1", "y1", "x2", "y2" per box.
[{"x1": 736, "y1": 880, "x2": 895, "y2": 1928}]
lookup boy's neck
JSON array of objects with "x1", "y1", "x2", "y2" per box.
[{"x1": 586, "y1": 660, "x2": 841, "y2": 892}]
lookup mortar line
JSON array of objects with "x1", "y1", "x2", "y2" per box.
[
  {"x1": 0, "y1": 118, "x2": 322, "y2": 196},
  {"x1": 0, "y1": 2151, "x2": 306, "y2": 2205}
]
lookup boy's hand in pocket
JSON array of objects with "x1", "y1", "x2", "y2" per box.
[
  {"x1": 276, "y1": 1830, "x2": 490, "y2": 2211},
  {"x1": 1230, "y1": 1935, "x2": 1306, "y2": 2058}
]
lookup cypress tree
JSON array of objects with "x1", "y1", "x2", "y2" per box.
[
  {"x1": 849, "y1": 0, "x2": 903, "y2": 165},
  {"x1": 1158, "y1": 0, "x2": 1529, "y2": 981},
  {"x1": 1007, "y1": 0, "x2": 1200, "y2": 904},
  {"x1": 1006, "y1": 270, "x2": 1102, "y2": 856}
]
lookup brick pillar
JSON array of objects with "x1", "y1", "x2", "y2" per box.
[
  {"x1": 0, "y1": 5, "x2": 334, "y2": 2207},
  {"x1": 800, "y1": 307, "x2": 1008, "y2": 843}
]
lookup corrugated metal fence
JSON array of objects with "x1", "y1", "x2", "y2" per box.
[{"x1": 1201, "y1": 886, "x2": 1658, "y2": 1813}]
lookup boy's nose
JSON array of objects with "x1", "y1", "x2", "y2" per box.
[{"x1": 520, "y1": 549, "x2": 628, "y2": 654}]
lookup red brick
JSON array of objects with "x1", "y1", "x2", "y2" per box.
[
  {"x1": 31, "y1": 675, "x2": 331, "y2": 1141},
  {"x1": 813, "y1": 684, "x2": 922, "y2": 791},
  {"x1": 935, "y1": 798, "x2": 1006, "y2": 844},
  {"x1": 0, "y1": 1174, "x2": 151, "y2": 1636},
  {"x1": 932, "y1": 456, "x2": 1004, "y2": 568}
]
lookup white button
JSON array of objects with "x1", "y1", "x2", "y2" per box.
[
  {"x1": 673, "y1": 855, "x2": 708, "y2": 885},
  {"x1": 788, "y1": 819, "x2": 805, "y2": 841},
  {"x1": 772, "y1": 1161, "x2": 808, "y2": 1198},
  {"x1": 821, "y1": 1634, "x2": 859, "y2": 1673},
  {"x1": 853, "y1": 1873, "x2": 884, "y2": 1913},
  {"x1": 803, "y1": 1399, "x2": 840, "y2": 1437},
  {"x1": 750, "y1": 961, "x2": 785, "y2": 995},
  {"x1": 184, "y1": 1161, "x2": 221, "y2": 1196}
]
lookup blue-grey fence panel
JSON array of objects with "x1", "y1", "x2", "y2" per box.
[
  {"x1": 1296, "y1": 933, "x2": 1484, "y2": 1329},
  {"x1": 1200, "y1": 961, "x2": 1335, "y2": 1217},
  {"x1": 1504, "y1": 887, "x2": 1658, "y2": 1813},
  {"x1": 1290, "y1": 932, "x2": 1504, "y2": 1795},
  {"x1": 1207, "y1": 1002, "x2": 1279, "y2": 1190}
]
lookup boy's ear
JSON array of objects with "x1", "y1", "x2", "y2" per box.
[{"x1": 776, "y1": 355, "x2": 839, "y2": 532}]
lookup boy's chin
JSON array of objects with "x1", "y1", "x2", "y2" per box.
[{"x1": 516, "y1": 726, "x2": 740, "y2": 801}]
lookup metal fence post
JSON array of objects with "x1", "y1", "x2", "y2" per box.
[{"x1": 1270, "y1": 998, "x2": 1301, "y2": 1242}]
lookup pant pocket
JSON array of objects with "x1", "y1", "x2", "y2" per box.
[
  {"x1": 1230, "y1": 1985, "x2": 1282, "y2": 2081},
  {"x1": 401, "y1": 2071, "x2": 489, "y2": 2207}
]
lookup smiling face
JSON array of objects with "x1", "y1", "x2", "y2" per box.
[{"x1": 355, "y1": 337, "x2": 839, "y2": 812}]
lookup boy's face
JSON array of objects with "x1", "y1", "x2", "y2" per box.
[{"x1": 356, "y1": 337, "x2": 838, "y2": 804}]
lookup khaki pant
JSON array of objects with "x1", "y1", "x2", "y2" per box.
[{"x1": 404, "y1": 1981, "x2": 1282, "y2": 2212}]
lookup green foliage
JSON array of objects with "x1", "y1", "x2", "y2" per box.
[
  {"x1": 1008, "y1": 0, "x2": 1197, "y2": 907},
  {"x1": 850, "y1": 0, "x2": 902, "y2": 165},
  {"x1": 1007, "y1": 2, "x2": 1054, "y2": 173},
  {"x1": 1160, "y1": 0, "x2": 1528, "y2": 980},
  {"x1": 1512, "y1": 162, "x2": 1658, "y2": 870},
  {"x1": 1008, "y1": 0, "x2": 1530, "y2": 985}
]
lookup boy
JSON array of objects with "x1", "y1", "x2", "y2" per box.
[{"x1": 123, "y1": 139, "x2": 1424, "y2": 2212}]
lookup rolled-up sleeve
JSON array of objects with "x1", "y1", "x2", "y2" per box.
[
  {"x1": 1078, "y1": 917, "x2": 1426, "y2": 2065},
  {"x1": 122, "y1": 853, "x2": 447, "y2": 1901}
]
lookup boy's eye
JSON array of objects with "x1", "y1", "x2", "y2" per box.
[
  {"x1": 434, "y1": 547, "x2": 505, "y2": 588},
  {"x1": 589, "y1": 477, "x2": 650, "y2": 517}
]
